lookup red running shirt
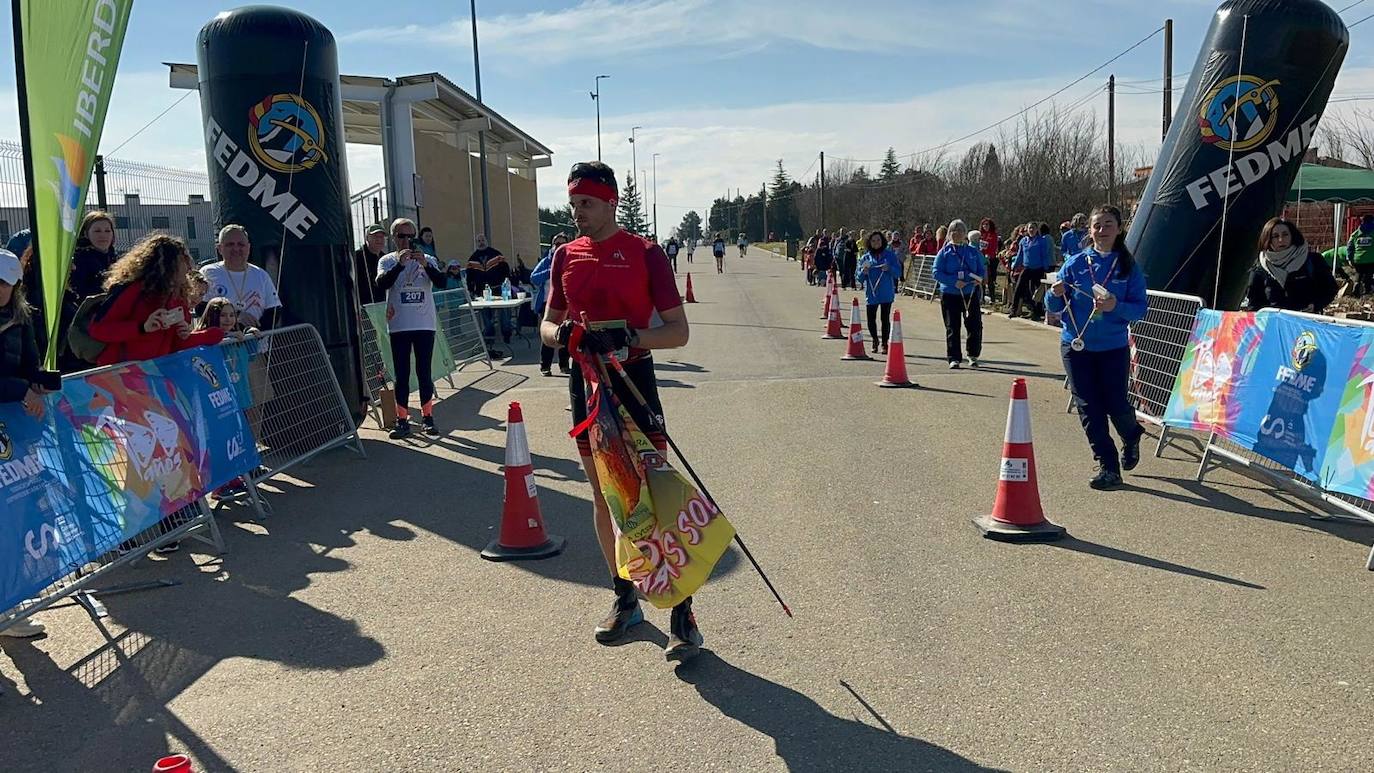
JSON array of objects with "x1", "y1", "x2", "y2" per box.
[{"x1": 549, "y1": 229, "x2": 682, "y2": 360}]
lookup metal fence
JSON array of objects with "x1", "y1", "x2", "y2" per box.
[
  {"x1": 1187, "y1": 308, "x2": 1374, "y2": 569},
  {"x1": 0, "y1": 140, "x2": 217, "y2": 261},
  {"x1": 349, "y1": 183, "x2": 389, "y2": 247},
  {"x1": 900, "y1": 254, "x2": 938, "y2": 300},
  {"x1": 1129, "y1": 291, "x2": 1206, "y2": 452},
  {"x1": 0, "y1": 497, "x2": 220, "y2": 636},
  {"x1": 216, "y1": 325, "x2": 367, "y2": 519}
]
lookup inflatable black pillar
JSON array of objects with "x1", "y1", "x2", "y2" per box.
[
  {"x1": 1128, "y1": 0, "x2": 1348, "y2": 310},
  {"x1": 196, "y1": 6, "x2": 365, "y2": 423}
]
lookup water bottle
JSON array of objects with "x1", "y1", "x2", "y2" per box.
[
  {"x1": 483, "y1": 284, "x2": 493, "y2": 302},
  {"x1": 501, "y1": 278, "x2": 512, "y2": 300}
]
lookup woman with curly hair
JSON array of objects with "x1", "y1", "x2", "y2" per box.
[{"x1": 87, "y1": 233, "x2": 225, "y2": 366}]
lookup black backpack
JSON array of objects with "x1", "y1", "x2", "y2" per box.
[{"x1": 67, "y1": 283, "x2": 129, "y2": 364}]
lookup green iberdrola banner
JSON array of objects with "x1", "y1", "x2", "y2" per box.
[{"x1": 17, "y1": 0, "x2": 132, "y2": 366}]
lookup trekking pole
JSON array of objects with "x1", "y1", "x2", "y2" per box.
[{"x1": 582, "y1": 336, "x2": 793, "y2": 618}]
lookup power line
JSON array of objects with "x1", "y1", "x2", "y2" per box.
[
  {"x1": 104, "y1": 90, "x2": 194, "y2": 157},
  {"x1": 1340, "y1": 0, "x2": 1367, "y2": 13}
]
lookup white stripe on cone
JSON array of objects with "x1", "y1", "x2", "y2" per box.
[
  {"x1": 1005, "y1": 398, "x2": 1033, "y2": 445},
  {"x1": 506, "y1": 418, "x2": 532, "y2": 467},
  {"x1": 891, "y1": 315, "x2": 904, "y2": 344}
]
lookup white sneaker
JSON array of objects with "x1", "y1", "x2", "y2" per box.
[
  {"x1": 948, "y1": 361, "x2": 961, "y2": 370},
  {"x1": 969, "y1": 357, "x2": 981, "y2": 368},
  {"x1": 0, "y1": 618, "x2": 47, "y2": 638}
]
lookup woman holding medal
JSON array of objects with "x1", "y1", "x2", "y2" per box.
[
  {"x1": 932, "y1": 219, "x2": 986, "y2": 368},
  {"x1": 1046, "y1": 205, "x2": 1148, "y2": 490}
]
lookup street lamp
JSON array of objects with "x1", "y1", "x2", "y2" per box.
[
  {"x1": 628, "y1": 126, "x2": 642, "y2": 228},
  {"x1": 590, "y1": 74, "x2": 610, "y2": 161},
  {"x1": 651, "y1": 152, "x2": 660, "y2": 241},
  {"x1": 469, "y1": 0, "x2": 491, "y2": 241}
]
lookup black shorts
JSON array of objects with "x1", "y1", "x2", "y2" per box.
[{"x1": 569, "y1": 356, "x2": 667, "y2": 456}]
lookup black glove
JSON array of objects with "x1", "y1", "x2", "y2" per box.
[
  {"x1": 581, "y1": 326, "x2": 631, "y2": 356},
  {"x1": 556, "y1": 320, "x2": 576, "y2": 349}
]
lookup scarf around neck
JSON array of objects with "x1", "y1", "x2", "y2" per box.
[{"x1": 1260, "y1": 244, "x2": 1307, "y2": 284}]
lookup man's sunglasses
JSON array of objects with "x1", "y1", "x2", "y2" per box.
[{"x1": 394, "y1": 232, "x2": 416, "y2": 240}]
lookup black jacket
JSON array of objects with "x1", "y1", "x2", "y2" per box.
[
  {"x1": 353, "y1": 246, "x2": 385, "y2": 305},
  {"x1": 70, "y1": 243, "x2": 118, "y2": 300},
  {"x1": 0, "y1": 307, "x2": 40, "y2": 403},
  {"x1": 1246, "y1": 251, "x2": 1338, "y2": 313}
]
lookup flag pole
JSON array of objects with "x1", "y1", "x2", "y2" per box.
[
  {"x1": 582, "y1": 336, "x2": 793, "y2": 618},
  {"x1": 10, "y1": 0, "x2": 48, "y2": 363}
]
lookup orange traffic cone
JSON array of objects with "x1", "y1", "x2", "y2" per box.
[
  {"x1": 877, "y1": 310, "x2": 916, "y2": 388},
  {"x1": 482, "y1": 402, "x2": 566, "y2": 561},
  {"x1": 153, "y1": 756, "x2": 193, "y2": 773},
  {"x1": 822, "y1": 287, "x2": 844, "y2": 339},
  {"x1": 685, "y1": 273, "x2": 698, "y2": 303},
  {"x1": 842, "y1": 298, "x2": 872, "y2": 360},
  {"x1": 973, "y1": 379, "x2": 1067, "y2": 542}
]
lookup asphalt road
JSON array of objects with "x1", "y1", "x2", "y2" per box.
[{"x1": 4, "y1": 246, "x2": 1374, "y2": 772}]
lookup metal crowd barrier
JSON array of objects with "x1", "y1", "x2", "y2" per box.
[
  {"x1": 0, "y1": 497, "x2": 221, "y2": 636},
  {"x1": 900, "y1": 254, "x2": 938, "y2": 300},
  {"x1": 360, "y1": 287, "x2": 493, "y2": 428},
  {"x1": 217, "y1": 324, "x2": 366, "y2": 519},
  {"x1": 1191, "y1": 308, "x2": 1374, "y2": 569},
  {"x1": 1129, "y1": 291, "x2": 1206, "y2": 453}
]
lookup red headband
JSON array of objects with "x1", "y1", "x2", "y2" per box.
[{"x1": 568, "y1": 178, "x2": 618, "y2": 204}]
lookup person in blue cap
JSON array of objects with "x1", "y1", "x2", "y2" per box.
[
  {"x1": 932, "y1": 219, "x2": 986, "y2": 368},
  {"x1": 1046, "y1": 205, "x2": 1148, "y2": 490}
]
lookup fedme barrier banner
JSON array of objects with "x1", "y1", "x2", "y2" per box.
[
  {"x1": 0, "y1": 347, "x2": 260, "y2": 614},
  {"x1": 1167, "y1": 310, "x2": 1374, "y2": 498}
]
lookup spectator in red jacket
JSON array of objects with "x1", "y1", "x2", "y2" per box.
[
  {"x1": 88, "y1": 233, "x2": 225, "y2": 366},
  {"x1": 979, "y1": 218, "x2": 1000, "y2": 302}
]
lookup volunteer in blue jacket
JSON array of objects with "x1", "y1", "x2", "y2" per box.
[
  {"x1": 1046, "y1": 205, "x2": 1148, "y2": 490},
  {"x1": 531, "y1": 232, "x2": 570, "y2": 376},
  {"x1": 1060, "y1": 213, "x2": 1088, "y2": 263},
  {"x1": 1009, "y1": 221, "x2": 1051, "y2": 320},
  {"x1": 932, "y1": 219, "x2": 986, "y2": 369},
  {"x1": 856, "y1": 230, "x2": 904, "y2": 355}
]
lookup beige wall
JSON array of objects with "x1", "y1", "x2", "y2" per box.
[{"x1": 412, "y1": 132, "x2": 540, "y2": 268}]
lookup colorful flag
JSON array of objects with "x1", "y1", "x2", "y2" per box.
[
  {"x1": 581, "y1": 365, "x2": 734, "y2": 609},
  {"x1": 15, "y1": 0, "x2": 132, "y2": 366}
]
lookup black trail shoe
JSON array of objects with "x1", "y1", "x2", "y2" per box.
[
  {"x1": 1089, "y1": 467, "x2": 1124, "y2": 490},
  {"x1": 388, "y1": 418, "x2": 411, "y2": 439},
  {"x1": 422, "y1": 416, "x2": 440, "y2": 436},
  {"x1": 594, "y1": 582, "x2": 643, "y2": 644},
  {"x1": 1121, "y1": 436, "x2": 1142, "y2": 471},
  {"x1": 664, "y1": 599, "x2": 704, "y2": 663}
]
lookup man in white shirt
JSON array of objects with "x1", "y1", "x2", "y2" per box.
[{"x1": 200, "y1": 225, "x2": 282, "y2": 329}]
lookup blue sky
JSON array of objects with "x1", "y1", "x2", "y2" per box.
[{"x1": 1, "y1": 0, "x2": 1372, "y2": 228}]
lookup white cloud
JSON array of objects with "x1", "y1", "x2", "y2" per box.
[{"x1": 339, "y1": 0, "x2": 1004, "y2": 63}]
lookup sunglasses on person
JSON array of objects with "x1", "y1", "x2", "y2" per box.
[{"x1": 394, "y1": 231, "x2": 417, "y2": 240}]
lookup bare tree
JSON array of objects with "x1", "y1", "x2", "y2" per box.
[{"x1": 1319, "y1": 108, "x2": 1374, "y2": 169}]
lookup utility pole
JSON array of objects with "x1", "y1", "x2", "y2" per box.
[
  {"x1": 1162, "y1": 19, "x2": 1174, "y2": 140},
  {"x1": 819, "y1": 151, "x2": 826, "y2": 230},
  {"x1": 591, "y1": 74, "x2": 610, "y2": 161},
  {"x1": 652, "y1": 153, "x2": 660, "y2": 240},
  {"x1": 470, "y1": 0, "x2": 492, "y2": 240},
  {"x1": 1108, "y1": 74, "x2": 1116, "y2": 207}
]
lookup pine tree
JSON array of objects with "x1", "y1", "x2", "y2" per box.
[
  {"x1": 617, "y1": 173, "x2": 649, "y2": 235},
  {"x1": 676, "y1": 210, "x2": 703, "y2": 241},
  {"x1": 879, "y1": 147, "x2": 902, "y2": 181},
  {"x1": 767, "y1": 160, "x2": 803, "y2": 239}
]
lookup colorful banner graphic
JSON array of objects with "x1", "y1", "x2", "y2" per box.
[
  {"x1": 16, "y1": 0, "x2": 133, "y2": 366},
  {"x1": 1321, "y1": 332, "x2": 1374, "y2": 499},
  {"x1": 1231, "y1": 313, "x2": 1361, "y2": 481},
  {"x1": 1163, "y1": 310, "x2": 1265, "y2": 432},
  {"x1": 0, "y1": 347, "x2": 260, "y2": 615},
  {"x1": 583, "y1": 367, "x2": 734, "y2": 609}
]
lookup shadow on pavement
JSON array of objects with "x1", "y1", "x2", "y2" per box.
[
  {"x1": 972, "y1": 365, "x2": 1064, "y2": 382},
  {"x1": 1, "y1": 525, "x2": 386, "y2": 771},
  {"x1": 676, "y1": 651, "x2": 1006, "y2": 772},
  {"x1": 1134, "y1": 474, "x2": 1374, "y2": 550},
  {"x1": 655, "y1": 361, "x2": 708, "y2": 374},
  {"x1": 1047, "y1": 536, "x2": 1265, "y2": 590},
  {"x1": 913, "y1": 385, "x2": 995, "y2": 399}
]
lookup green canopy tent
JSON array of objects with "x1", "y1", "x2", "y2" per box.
[
  {"x1": 1288, "y1": 164, "x2": 1374, "y2": 204},
  {"x1": 1287, "y1": 164, "x2": 1374, "y2": 261}
]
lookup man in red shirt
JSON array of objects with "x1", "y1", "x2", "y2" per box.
[{"x1": 539, "y1": 161, "x2": 700, "y2": 661}]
